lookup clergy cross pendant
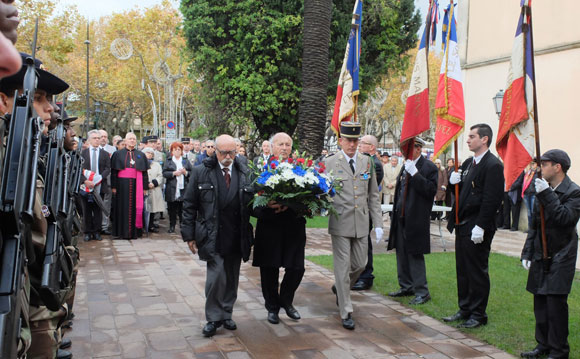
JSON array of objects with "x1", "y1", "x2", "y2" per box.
[{"x1": 130, "y1": 159, "x2": 135, "y2": 166}]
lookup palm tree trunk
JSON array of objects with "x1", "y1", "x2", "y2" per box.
[{"x1": 297, "y1": 0, "x2": 332, "y2": 157}]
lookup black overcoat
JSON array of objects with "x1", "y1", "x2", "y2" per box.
[
  {"x1": 387, "y1": 156, "x2": 438, "y2": 254},
  {"x1": 163, "y1": 156, "x2": 193, "y2": 202},
  {"x1": 521, "y1": 176, "x2": 580, "y2": 295},
  {"x1": 181, "y1": 155, "x2": 254, "y2": 262}
]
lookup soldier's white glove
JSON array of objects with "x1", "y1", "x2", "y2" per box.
[
  {"x1": 522, "y1": 259, "x2": 531, "y2": 270},
  {"x1": 535, "y1": 178, "x2": 550, "y2": 193},
  {"x1": 404, "y1": 160, "x2": 418, "y2": 176},
  {"x1": 449, "y1": 171, "x2": 461, "y2": 185},
  {"x1": 471, "y1": 225, "x2": 484, "y2": 244},
  {"x1": 374, "y1": 227, "x2": 384, "y2": 244}
]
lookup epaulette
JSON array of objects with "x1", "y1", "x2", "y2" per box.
[
  {"x1": 362, "y1": 152, "x2": 371, "y2": 157},
  {"x1": 325, "y1": 153, "x2": 336, "y2": 158}
]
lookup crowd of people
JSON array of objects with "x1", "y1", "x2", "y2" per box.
[{"x1": 0, "y1": 5, "x2": 578, "y2": 358}]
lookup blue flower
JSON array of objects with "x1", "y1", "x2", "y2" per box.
[
  {"x1": 316, "y1": 175, "x2": 329, "y2": 193},
  {"x1": 293, "y1": 166, "x2": 306, "y2": 177},
  {"x1": 257, "y1": 171, "x2": 273, "y2": 185}
]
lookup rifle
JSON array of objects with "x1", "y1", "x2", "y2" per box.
[
  {"x1": 39, "y1": 105, "x2": 74, "y2": 311},
  {"x1": 0, "y1": 20, "x2": 43, "y2": 358}
]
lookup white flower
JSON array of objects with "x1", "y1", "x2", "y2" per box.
[{"x1": 266, "y1": 174, "x2": 281, "y2": 188}]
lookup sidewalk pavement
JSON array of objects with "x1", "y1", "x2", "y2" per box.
[{"x1": 67, "y1": 217, "x2": 524, "y2": 358}]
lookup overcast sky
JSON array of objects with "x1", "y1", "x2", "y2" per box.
[{"x1": 57, "y1": 0, "x2": 179, "y2": 19}]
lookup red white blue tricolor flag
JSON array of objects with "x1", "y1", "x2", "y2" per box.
[
  {"x1": 400, "y1": 0, "x2": 437, "y2": 158},
  {"x1": 433, "y1": 2, "x2": 465, "y2": 159},
  {"x1": 496, "y1": 0, "x2": 536, "y2": 190},
  {"x1": 331, "y1": 0, "x2": 362, "y2": 137}
]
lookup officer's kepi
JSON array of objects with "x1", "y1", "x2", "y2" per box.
[
  {"x1": 0, "y1": 52, "x2": 69, "y2": 95},
  {"x1": 339, "y1": 122, "x2": 361, "y2": 139}
]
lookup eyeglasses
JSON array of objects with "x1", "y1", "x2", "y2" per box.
[
  {"x1": 206, "y1": 145, "x2": 215, "y2": 148},
  {"x1": 216, "y1": 148, "x2": 236, "y2": 157}
]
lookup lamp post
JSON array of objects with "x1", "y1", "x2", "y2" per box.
[
  {"x1": 94, "y1": 101, "x2": 102, "y2": 129},
  {"x1": 84, "y1": 21, "x2": 90, "y2": 133},
  {"x1": 493, "y1": 89, "x2": 504, "y2": 118}
]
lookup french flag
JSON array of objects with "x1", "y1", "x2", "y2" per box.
[
  {"x1": 433, "y1": 2, "x2": 465, "y2": 159},
  {"x1": 400, "y1": 1, "x2": 437, "y2": 158},
  {"x1": 496, "y1": 0, "x2": 536, "y2": 190},
  {"x1": 331, "y1": 0, "x2": 362, "y2": 136}
]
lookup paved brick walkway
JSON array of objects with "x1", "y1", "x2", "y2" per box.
[{"x1": 65, "y1": 216, "x2": 530, "y2": 358}]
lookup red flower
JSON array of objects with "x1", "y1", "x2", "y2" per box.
[
  {"x1": 287, "y1": 157, "x2": 294, "y2": 164},
  {"x1": 297, "y1": 158, "x2": 305, "y2": 164},
  {"x1": 271, "y1": 156, "x2": 278, "y2": 162},
  {"x1": 257, "y1": 190, "x2": 265, "y2": 196},
  {"x1": 270, "y1": 163, "x2": 277, "y2": 169},
  {"x1": 317, "y1": 162, "x2": 326, "y2": 173},
  {"x1": 307, "y1": 159, "x2": 313, "y2": 167}
]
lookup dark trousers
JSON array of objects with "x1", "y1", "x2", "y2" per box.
[
  {"x1": 259, "y1": 266, "x2": 305, "y2": 313},
  {"x1": 205, "y1": 254, "x2": 242, "y2": 322},
  {"x1": 167, "y1": 201, "x2": 183, "y2": 227},
  {"x1": 81, "y1": 194, "x2": 103, "y2": 234},
  {"x1": 395, "y1": 219, "x2": 428, "y2": 296},
  {"x1": 534, "y1": 294, "x2": 569, "y2": 358},
  {"x1": 455, "y1": 228, "x2": 494, "y2": 321},
  {"x1": 357, "y1": 221, "x2": 375, "y2": 285},
  {"x1": 503, "y1": 192, "x2": 522, "y2": 230}
]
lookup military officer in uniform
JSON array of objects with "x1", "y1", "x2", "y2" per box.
[
  {"x1": 323, "y1": 122, "x2": 384, "y2": 330},
  {"x1": 520, "y1": 150, "x2": 580, "y2": 359}
]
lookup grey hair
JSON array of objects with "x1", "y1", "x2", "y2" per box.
[{"x1": 88, "y1": 129, "x2": 100, "y2": 138}]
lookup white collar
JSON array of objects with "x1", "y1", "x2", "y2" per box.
[
  {"x1": 473, "y1": 149, "x2": 489, "y2": 164},
  {"x1": 219, "y1": 162, "x2": 233, "y2": 173},
  {"x1": 341, "y1": 150, "x2": 358, "y2": 164}
]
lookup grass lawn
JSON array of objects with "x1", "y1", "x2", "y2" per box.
[
  {"x1": 250, "y1": 215, "x2": 329, "y2": 229},
  {"x1": 307, "y1": 252, "x2": 580, "y2": 358}
]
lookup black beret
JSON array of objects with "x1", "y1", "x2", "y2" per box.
[{"x1": 541, "y1": 149, "x2": 571, "y2": 172}]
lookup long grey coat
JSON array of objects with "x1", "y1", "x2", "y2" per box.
[{"x1": 146, "y1": 161, "x2": 165, "y2": 213}]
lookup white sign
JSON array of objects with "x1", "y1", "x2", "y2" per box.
[{"x1": 166, "y1": 128, "x2": 177, "y2": 142}]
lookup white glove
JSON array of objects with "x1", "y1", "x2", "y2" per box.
[
  {"x1": 522, "y1": 259, "x2": 531, "y2": 270},
  {"x1": 374, "y1": 227, "x2": 384, "y2": 244},
  {"x1": 535, "y1": 178, "x2": 550, "y2": 193},
  {"x1": 404, "y1": 160, "x2": 418, "y2": 176},
  {"x1": 471, "y1": 225, "x2": 484, "y2": 244},
  {"x1": 449, "y1": 171, "x2": 461, "y2": 185}
]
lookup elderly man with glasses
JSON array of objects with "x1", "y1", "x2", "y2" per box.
[{"x1": 181, "y1": 134, "x2": 254, "y2": 337}]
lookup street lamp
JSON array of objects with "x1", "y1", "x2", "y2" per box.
[
  {"x1": 492, "y1": 89, "x2": 504, "y2": 117},
  {"x1": 94, "y1": 101, "x2": 101, "y2": 129},
  {"x1": 84, "y1": 21, "x2": 90, "y2": 134}
]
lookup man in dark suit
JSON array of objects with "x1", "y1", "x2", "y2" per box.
[
  {"x1": 253, "y1": 140, "x2": 271, "y2": 168},
  {"x1": 181, "y1": 135, "x2": 253, "y2": 337},
  {"x1": 387, "y1": 137, "x2": 438, "y2": 305},
  {"x1": 444, "y1": 123, "x2": 504, "y2": 328},
  {"x1": 253, "y1": 132, "x2": 306, "y2": 325},
  {"x1": 81, "y1": 129, "x2": 111, "y2": 241}
]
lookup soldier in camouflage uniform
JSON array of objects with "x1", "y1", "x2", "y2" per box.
[{"x1": 0, "y1": 53, "x2": 72, "y2": 359}]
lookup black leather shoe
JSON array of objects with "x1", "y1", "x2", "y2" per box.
[
  {"x1": 101, "y1": 229, "x2": 112, "y2": 235},
  {"x1": 388, "y1": 288, "x2": 415, "y2": 297},
  {"x1": 331, "y1": 285, "x2": 338, "y2": 306},
  {"x1": 442, "y1": 312, "x2": 468, "y2": 322},
  {"x1": 59, "y1": 338, "x2": 72, "y2": 349},
  {"x1": 520, "y1": 348, "x2": 549, "y2": 358},
  {"x1": 56, "y1": 349, "x2": 72, "y2": 359},
  {"x1": 223, "y1": 319, "x2": 237, "y2": 330},
  {"x1": 283, "y1": 305, "x2": 301, "y2": 320},
  {"x1": 351, "y1": 280, "x2": 372, "y2": 291},
  {"x1": 342, "y1": 313, "x2": 355, "y2": 330},
  {"x1": 202, "y1": 321, "x2": 222, "y2": 337},
  {"x1": 94, "y1": 233, "x2": 102, "y2": 241},
  {"x1": 168, "y1": 226, "x2": 175, "y2": 233},
  {"x1": 267, "y1": 312, "x2": 280, "y2": 324},
  {"x1": 83, "y1": 234, "x2": 91, "y2": 242},
  {"x1": 409, "y1": 294, "x2": 431, "y2": 305},
  {"x1": 457, "y1": 318, "x2": 487, "y2": 329}
]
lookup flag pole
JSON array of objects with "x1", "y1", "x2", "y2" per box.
[
  {"x1": 526, "y1": 3, "x2": 549, "y2": 271},
  {"x1": 401, "y1": 1, "x2": 433, "y2": 218},
  {"x1": 454, "y1": 140, "x2": 459, "y2": 224}
]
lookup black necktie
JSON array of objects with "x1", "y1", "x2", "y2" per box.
[
  {"x1": 349, "y1": 159, "x2": 355, "y2": 174},
  {"x1": 223, "y1": 168, "x2": 230, "y2": 189}
]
